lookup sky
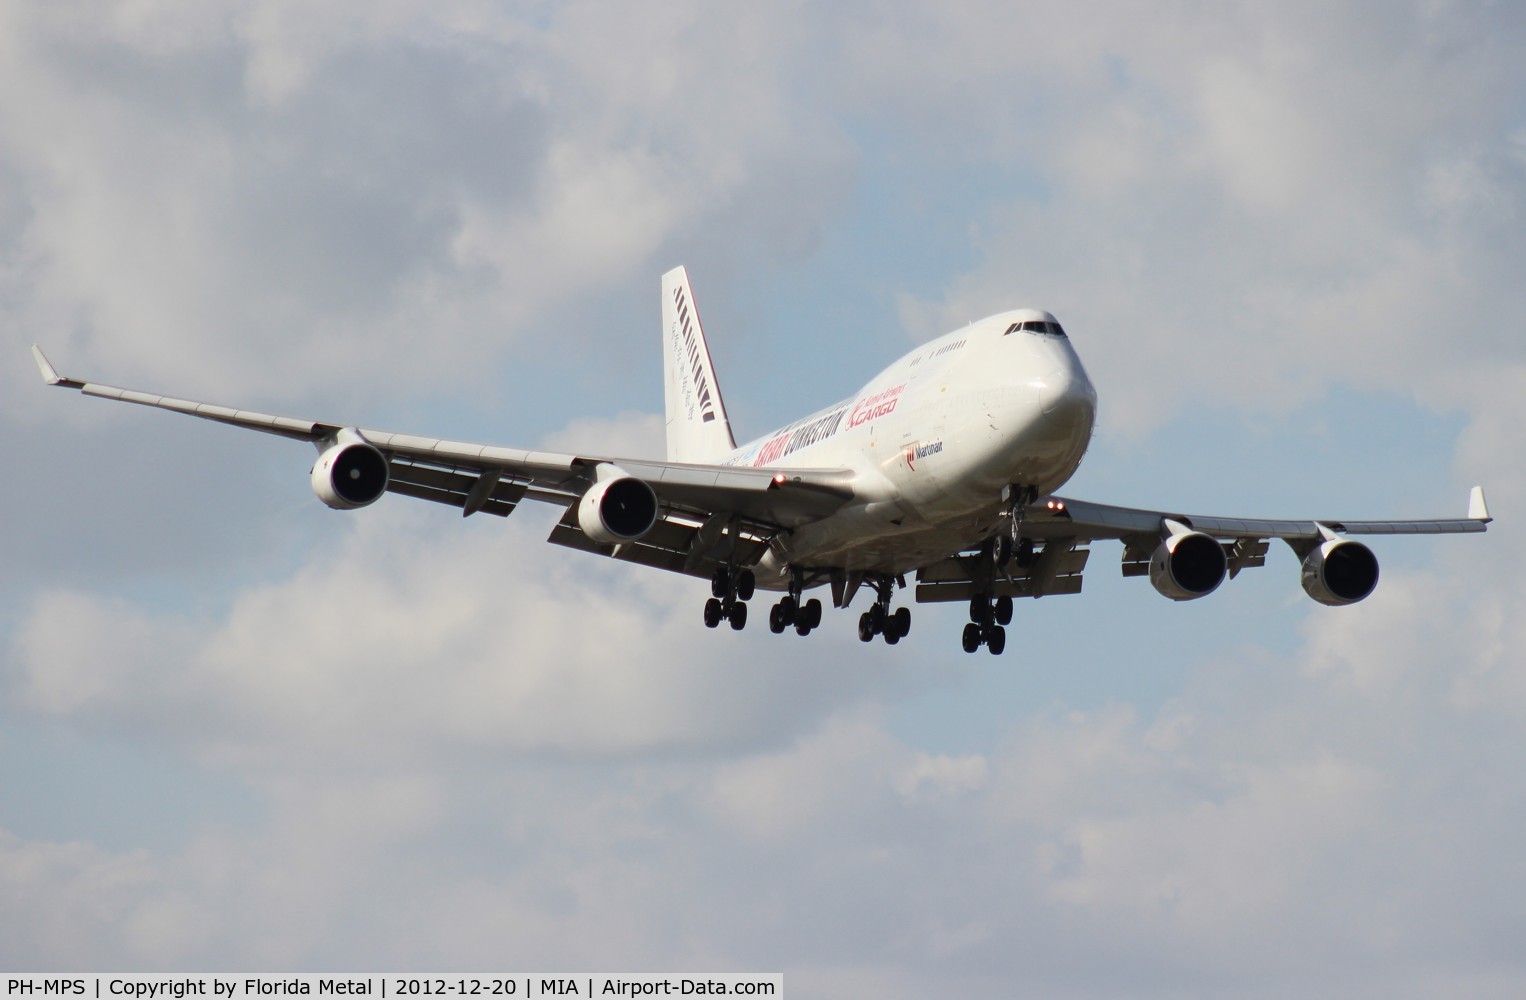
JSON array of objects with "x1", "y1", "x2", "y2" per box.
[{"x1": 2, "y1": 1, "x2": 1524, "y2": 995}]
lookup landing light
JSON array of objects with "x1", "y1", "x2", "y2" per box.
[
  {"x1": 1045, "y1": 499, "x2": 1066, "y2": 511},
  {"x1": 773, "y1": 473, "x2": 787, "y2": 484}
]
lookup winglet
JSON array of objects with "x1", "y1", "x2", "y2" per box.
[
  {"x1": 1468, "y1": 485, "x2": 1490, "y2": 522},
  {"x1": 32, "y1": 345, "x2": 85, "y2": 389},
  {"x1": 32, "y1": 344, "x2": 61, "y2": 384}
]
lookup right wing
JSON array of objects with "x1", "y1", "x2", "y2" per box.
[{"x1": 33, "y1": 347, "x2": 857, "y2": 580}]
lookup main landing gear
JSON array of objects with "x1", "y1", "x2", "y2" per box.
[
  {"x1": 704, "y1": 565, "x2": 755, "y2": 631},
  {"x1": 962, "y1": 593, "x2": 1013, "y2": 654},
  {"x1": 704, "y1": 566, "x2": 825, "y2": 637},
  {"x1": 962, "y1": 525, "x2": 1019, "y2": 655},
  {"x1": 958, "y1": 491, "x2": 1037, "y2": 654},
  {"x1": 858, "y1": 577, "x2": 912, "y2": 645},
  {"x1": 768, "y1": 593, "x2": 823, "y2": 635},
  {"x1": 768, "y1": 571, "x2": 822, "y2": 636}
]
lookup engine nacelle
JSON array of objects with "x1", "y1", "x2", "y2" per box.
[
  {"x1": 577, "y1": 469, "x2": 658, "y2": 545},
  {"x1": 311, "y1": 430, "x2": 389, "y2": 510},
  {"x1": 1149, "y1": 523, "x2": 1228, "y2": 601},
  {"x1": 1301, "y1": 537, "x2": 1379, "y2": 606}
]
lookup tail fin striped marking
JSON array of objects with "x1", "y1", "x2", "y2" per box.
[{"x1": 661, "y1": 266, "x2": 736, "y2": 463}]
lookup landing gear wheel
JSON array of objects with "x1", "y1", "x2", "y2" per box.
[
  {"x1": 869, "y1": 603, "x2": 886, "y2": 632},
  {"x1": 995, "y1": 595, "x2": 1013, "y2": 626},
  {"x1": 736, "y1": 570, "x2": 756, "y2": 602},
  {"x1": 704, "y1": 598, "x2": 723, "y2": 629},
  {"x1": 994, "y1": 534, "x2": 1013, "y2": 568},
  {"x1": 985, "y1": 624, "x2": 1006, "y2": 655},
  {"x1": 1015, "y1": 538, "x2": 1036, "y2": 569},
  {"x1": 858, "y1": 612, "x2": 876, "y2": 643},
  {"x1": 769, "y1": 604, "x2": 787, "y2": 634},
  {"x1": 711, "y1": 568, "x2": 730, "y2": 599},
  {"x1": 884, "y1": 629, "x2": 900, "y2": 645},
  {"x1": 795, "y1": 598, "x2": 821, "y2": 636},
  {"x1": 969, "y1": 596, "x2": 992, "y2": 625},
  {"x1": 891, "y1": 606, "x2": 911, "y2": 637},
  {"x1": 771, "y1": 596, "x2": 797, "y2": 633},
  {"x1": 729, "y1": 601, "x2": 747, "y2": 631},
  {"x1": 962, "y1": 622, "x2": 982, "y2": 653}
]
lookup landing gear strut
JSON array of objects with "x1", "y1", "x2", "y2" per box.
[
  {"x1": 704, "y1": 565, "x2": 755, "y2": 631},
  {"x1": 857, "y1": 576, "x2": 912, "y2": 645},
  {"x1": 1003, "y1": 483, "x2": 1038, "y2": 547}
]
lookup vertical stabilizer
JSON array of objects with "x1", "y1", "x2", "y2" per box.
[{"x1": 661, "y1": 266, "x2": 737, "y2": 463}]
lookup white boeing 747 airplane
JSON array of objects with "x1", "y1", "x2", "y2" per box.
[{"x1": 34, "y1": 266, "x2": 1491, "y2": 653}]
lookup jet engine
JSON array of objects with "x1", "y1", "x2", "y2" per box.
[
  {"x1": 1301, "y1": 536, "x2": 1379, "y2": 606},
  {"x1": 311, "y1": 431, "x2": 389, "y2": 510},
  {"x1": 577, "y1": 470, "x2": 659, "y2": 545},
  {"x1": 1149, "y1": 522, "x2": 1228, "y2": 601}
]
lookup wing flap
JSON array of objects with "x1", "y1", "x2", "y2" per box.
[
  {"x1": 916, "y1": 575, "x2": 1085, "y2": 603},
  {"x1": 607, "y1": 459, "x2": 855, "y2": 526},
  {"x1": 386, "y1": 460, "x2": 528, "y2": 516},
  {"x1": 915, "y1": 541, "x2": 1089, "y2": 603},
  {"x1": 372, "y1": 444, "x2": 854, "y2": 528},
  {"x1": 546, "y1": 506, "x2": 770, "y2": 579}
]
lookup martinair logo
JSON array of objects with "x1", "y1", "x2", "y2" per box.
[{"x1": 906, "y1": 439, "x2": 943, "y2": 471}]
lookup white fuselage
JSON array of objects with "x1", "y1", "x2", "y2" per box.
[{"x1": 724, "y1": 309, "x2": 1098, "y2": 587}]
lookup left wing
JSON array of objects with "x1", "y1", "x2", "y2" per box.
[
  {"x1": 1041, "y1": 490, "x2": 1492, "y2": 543},
  {"x1": 1038, "y1": 489, "x2": 1488, "y2": 565},
  {"x1": 33, "y1": 347, "x2": 856, "y2": 580},
  {"x1": 916, "y1": 488, "x2": 1490, "y2": 605}
]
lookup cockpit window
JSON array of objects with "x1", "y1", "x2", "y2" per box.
[{"x1": 1004, "y1": 320, "x2": 1067, "y2": 338}]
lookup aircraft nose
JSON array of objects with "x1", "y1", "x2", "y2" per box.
[{"x1": 1038, "y1": 363, "x2": 1097, "y2": 423}]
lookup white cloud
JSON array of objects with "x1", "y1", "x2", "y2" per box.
[
  {"x1": 893, "y1": 750, "x2": 988, "y2": 801},
  {"x1": 6, "y1": 484, "x2": 906, "y2": 776},
  {"x1": 9, "y1": 603, "x2": 1525, "y2": 994},
  {"x1": 5, "y1": 564, "x2": 1526, "y2": 992},
  {"x1": 0, "y1": 0, "x2": 854, "y2": 411},
  {"x1": 538, "y1": 411, "x2": 666, "y2": 460},
  {"x1": 0, "y1": 830, "x2": 156, "y2": 967},
  {"x1": 882, "y1": 2, "x2": 1526, "y2": 435}
]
